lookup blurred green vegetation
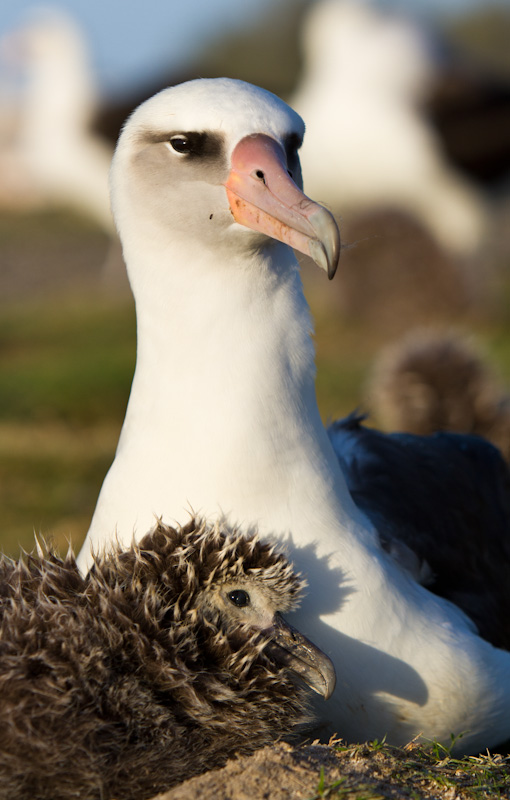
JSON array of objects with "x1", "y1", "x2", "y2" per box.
[
  {"x1": 0, "y1": 295, "x2": 135, "y2": 555},
  {"x1": 0, "y1": 296, "x2": 135, "y2": 423},
  {"x1": 446, "y1": 6, "x2": 510, "y2": 79}
]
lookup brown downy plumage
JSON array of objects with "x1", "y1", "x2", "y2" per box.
[
  {"x1": 367, "y1": 328, "x2": 510, "y2": 461},
  {"x1": 0, "y1": 519, "x2": 334, "y2": 800}
]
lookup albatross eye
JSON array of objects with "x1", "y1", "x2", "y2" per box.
[
  {"x1": 165, "y1": 132, "x2": 222, "y2": 160},
  {"x1": 227, "y1": 590, "x2": 250, "y2": 608},
  {"x1": 169, "y1": 135, "x2": 192, "y2": 154}
]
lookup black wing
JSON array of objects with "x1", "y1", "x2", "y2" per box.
[{"x1": 328, "y1": 413, "x2": 510, "y2": 649}]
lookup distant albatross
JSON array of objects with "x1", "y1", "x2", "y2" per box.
[{"x1": 77, "y1": 78, "x2": 510, "y2": 754}]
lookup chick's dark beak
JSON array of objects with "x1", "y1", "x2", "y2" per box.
[{"x1": 265, "y1": 612, "x2": 336, "y2": 700}]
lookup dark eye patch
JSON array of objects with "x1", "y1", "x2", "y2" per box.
[
  {"x1": 133, "y1": 128, "x2": 227, "y2": 185},
  {"x1": 284, "y1": 133, "x2": 303, "y2": 179},
  {"x1": 142, "y1": 130, "x2": 224, "y2": 160},
  {"x1": 169, "y1": 132, "x2": 222, "y2": 158},
  {"x1": 285, "y1": 132, "x2": 302, "y2": 159}
]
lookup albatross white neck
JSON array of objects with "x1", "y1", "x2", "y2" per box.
[{"x1": 80, "y1": 236, "x2": 370, "y2": 569}]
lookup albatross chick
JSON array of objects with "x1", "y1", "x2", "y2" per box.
[{"x1": 0, "y1": 519, "x2": 334, "y2": 800}]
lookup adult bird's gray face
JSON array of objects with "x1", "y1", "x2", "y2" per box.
[
  {"x1": 212, "y1": 580, "x2": 336, "y2": 700},
  {"x1": 111, "y1": 78, "x2": 340, "y2": 279}
]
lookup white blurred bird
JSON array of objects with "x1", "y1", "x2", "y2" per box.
[
  {"x1": 0, "y1": 9, "x2": 113, "y2": 231},
  {"x1": 291, "y1": 0, "x2": 488, "y2": 255}
]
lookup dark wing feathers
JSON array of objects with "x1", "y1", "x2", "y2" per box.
[{"x1": 328, "y1": 413, "x2": 510, "y2": 649}]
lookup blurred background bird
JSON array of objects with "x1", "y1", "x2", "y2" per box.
[
  {"x1": 292, "y1": 0, "x2": 489, "y2": 257},
  {"x1": 0, "y1": 10, "x2": 113, "y2": 231},
  {"x1": 0, "y1": 0, "x2": 509, "y2": 557}
]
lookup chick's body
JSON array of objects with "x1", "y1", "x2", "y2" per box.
[{"x1": 0, "y1": 521, "x2": 314, "y2": 800}]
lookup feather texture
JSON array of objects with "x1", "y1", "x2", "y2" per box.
[{"x1": 0, "y1": 520, "x2": 311, "y2": 800}]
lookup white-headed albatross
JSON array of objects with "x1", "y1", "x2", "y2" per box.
[{"x1": 77, "y1": 78, "x2": 510, "y2": 754}]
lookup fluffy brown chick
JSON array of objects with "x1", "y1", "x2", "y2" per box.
[{"x1": 0, "y1": 519, "x2": 335, "y2": 800}]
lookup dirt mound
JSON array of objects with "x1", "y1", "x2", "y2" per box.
[{"x1": 153, "y1": 739, "x2": 510, "y2": 800}]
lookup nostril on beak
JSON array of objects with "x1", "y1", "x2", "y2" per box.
[{"x1": 254, "y1": 170, "x2": 266, "y2": 184}]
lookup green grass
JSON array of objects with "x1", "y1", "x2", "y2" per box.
[
  {"x1": 0, "y1": 420, "x2": 118, "y2": 555},
  {"x1": 0, "y1": 294, "x2": 135, "y2": 423},
  {"x1": 0, "y1": 294, "x2": 135, "y2": 554},
  {"x1": 306, "y1": 739, "x2": 510, "y2": 799}
]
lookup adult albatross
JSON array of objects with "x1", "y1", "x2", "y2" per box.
[{"x1": 77, "y1": 78, "x2": 510, "y2": 754}]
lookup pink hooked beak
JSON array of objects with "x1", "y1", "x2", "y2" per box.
[{"x1": 223, "y1": 134, "x2": 340, "y2": 279}]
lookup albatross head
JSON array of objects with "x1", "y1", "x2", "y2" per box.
[{"x1": 111, "y1": 77, "x2": 340, "y2": 280}]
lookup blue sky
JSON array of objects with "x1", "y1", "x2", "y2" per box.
[{"x1": 0, "y1": 0, "x2": 507, "y2": 99}]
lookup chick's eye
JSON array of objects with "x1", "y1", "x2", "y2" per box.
[
  {"x1": 169, "y1": 136, "x2": 191, "y2": 154},
  {"x1": 228, "y1": 590, "x2": 250, "y2": 608}
]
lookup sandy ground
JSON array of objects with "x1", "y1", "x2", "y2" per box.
[{"x1": 153, "y1": 740, "x2": 510, "y2": 800}]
